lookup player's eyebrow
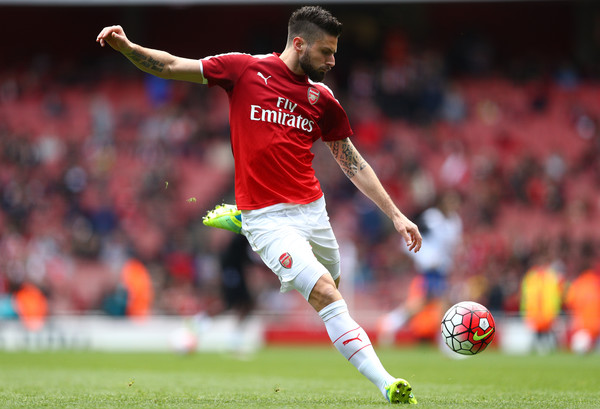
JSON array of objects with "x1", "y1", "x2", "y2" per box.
[{"x1": 322, "y1": 46, "x2": 336, "y2": 55}]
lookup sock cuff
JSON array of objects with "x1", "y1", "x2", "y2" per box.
[{"x1": 318, "y1": 299, "x2": 348, "y2": 322}]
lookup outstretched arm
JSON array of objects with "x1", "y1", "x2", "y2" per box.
[
  {"x1": 326, "y1": 138, "x2": 422, "y2": 253},
  {"x1": 96, "y1": 25, "x2": 206, "y2": 84}
]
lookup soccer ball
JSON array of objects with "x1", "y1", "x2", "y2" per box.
[{"x1": 441, "y1": 301, "x2": 495, "y2": 355}]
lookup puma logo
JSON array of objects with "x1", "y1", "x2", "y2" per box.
[
  {"x1": 342, "y1": 335, "x2": 362, "y2": 346},
  {"x1": 257, "y1": 72, "x2": 271, "y2": 85}
]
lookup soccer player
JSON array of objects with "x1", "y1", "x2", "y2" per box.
[{"x1": 97, "y1": 6, "x2": 421, "y2": 404}]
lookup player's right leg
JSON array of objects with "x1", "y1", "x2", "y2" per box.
[{"x1": 202, "y1": 203, "x2": 242, "y2": 234}]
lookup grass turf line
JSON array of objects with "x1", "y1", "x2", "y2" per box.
[{"x1": 0, "y1": 346, "x2": 598, "y2": 408}]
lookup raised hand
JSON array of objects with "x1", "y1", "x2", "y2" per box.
[{"x1": 96, "y1": 25, "x2": 131, "y2": 53}]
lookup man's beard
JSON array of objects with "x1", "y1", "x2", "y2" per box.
[{"x1": 299, "y1": 52, "x2": 326, "y2": 82}]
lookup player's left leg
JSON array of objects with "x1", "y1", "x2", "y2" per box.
[
  {"x1": 241, "y1": 198, "x2": 416, "y2": 403},
  {"x1": 304, "y1": 274, "x2": 416, "y2": 404},
  {"x1": 293, "y1": 197, "x2": 417, "y2": 403}
]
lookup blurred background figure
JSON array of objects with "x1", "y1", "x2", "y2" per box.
[
  {"x1": 0, "y1": 279, "x2": 48, "y2": 332},
  {"x1": 102, "y1": 257, "x2": 154, "y2": 319},
  {"x1": 185, "y1": 232, "x2": 258, "y2": 356},
  {"x1": 120, "y1": 258, "x2": 154, "y2": 319},
  {"x1": 217, "y1": 233, "x2": 257, "y2": 355},
  {"x1": 219, "y1": 234, "x2": 255, "y2": 325},
  {"x1": 565, "y1": 258, "x2": 600, "y2": 354},
  {"x1": 520, "y1": 259, "x2": 564, "y2": 354},
  {"x1": 378, "y1": 190, "x2": 463, "y2": 345},
  {"x1": 14, "y1": 281, "x2": 48, "y2": 332}
]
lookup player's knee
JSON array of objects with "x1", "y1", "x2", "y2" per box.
[
  {"x1": 317, "y1": 281, "x2": 338, "y2": 302},
  {"x1": 309, "y1": 275, "x2": 342, "y2": 311}
]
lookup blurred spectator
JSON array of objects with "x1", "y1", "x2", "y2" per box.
[
  {"x1": 520, "y1": 260, "x2": 564, "y2": 354},
  {"x1": 377, "y1": 190, "x2": 463, "y2": 344},
  {"x1": 102, "y1": 257, "x2": 155, "y2": 318},
  {"x1": 440, "y1": 83, "x2": 467, "y2": 123},
  {"x1": 121, "y1": 258, "x2": 154, "y2": 319},
  {"x1": 219, "y1": 234, "x2": 255, "y2": 322},
  {"x1": 565, "y1": 245, "x2": 600, "y2": 354},
  {"x1": 14, "y1": 282, "x2": 48, "y2": 331}
]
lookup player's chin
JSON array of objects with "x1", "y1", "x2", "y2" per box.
[{"x1": 308, "y1": 67, "x2": 330, "y2": 82}]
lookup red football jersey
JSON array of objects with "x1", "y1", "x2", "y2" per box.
[{"x1": 200, "y1": 52, "x2": 353, "y2": 210}]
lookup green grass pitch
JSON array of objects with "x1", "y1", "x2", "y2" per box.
[{"x1": 0, "y1": 346, "x2": 598, "y2": 408}]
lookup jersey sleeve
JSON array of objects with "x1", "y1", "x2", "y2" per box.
[
  {"x1": 200, "y1": 53, "x2": 255, "y2": 91},
  {"x1": 319, "y1": 93, "x2": 353, "y2": 142}
]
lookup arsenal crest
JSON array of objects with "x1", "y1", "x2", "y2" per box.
[
  {"x1": 307, "y1": 87, "x2": 320, "y2": 105},
  {"x1": 279, "y1": 252, "x2": 293, "y2": 269}
]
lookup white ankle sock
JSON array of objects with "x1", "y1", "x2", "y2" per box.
[{"x1": 319, "y1": 300, "x2": 395, "y2": 397}]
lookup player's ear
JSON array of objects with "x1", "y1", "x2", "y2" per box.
[{"x1": 293, "y1": 37, "x2": 305, "y2": 52}]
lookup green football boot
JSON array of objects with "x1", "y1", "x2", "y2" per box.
[
  {"x1": 202, "y1": 204, "x2": 242, "y2": 234},
  {"x1": 385, "y1": 379, "x2": 417, "y2": 404}
]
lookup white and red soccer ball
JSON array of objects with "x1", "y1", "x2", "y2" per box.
[{"x1": 441, "y1": 301, "x2": 496, "y2": 355}]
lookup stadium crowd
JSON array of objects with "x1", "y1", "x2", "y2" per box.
[{"x1": 0, "y1": 5, "x2": 599, "y2": 349}]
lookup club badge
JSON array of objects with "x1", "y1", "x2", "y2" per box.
[
  {"x1": 279, "y1": 252, "x2": 293, "y2": 269},
  {"x1": 307, "y1": 87, "x2": 320, "y2": 105}
]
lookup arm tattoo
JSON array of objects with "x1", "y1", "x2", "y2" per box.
[
  {"x1": 328, "y1": 139, "x2": 367, "y2": 179},
  {"x1": 127, "y1": 50, "x2": 165, "y2": 73}
]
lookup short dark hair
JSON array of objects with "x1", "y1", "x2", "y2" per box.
[{"x1": 287, "y1": 6, "x2": 343, "y2": 45}]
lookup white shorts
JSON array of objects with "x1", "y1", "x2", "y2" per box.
[{"x1": 241, "y1": 196, "x2": 340, "y2": 300}]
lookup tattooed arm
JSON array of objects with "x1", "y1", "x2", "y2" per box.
[
  {"x1": 325, "y1": 138, "x2": 422, "y2": 252},
  {"x1": 96, "y1": 25, "x2": 205, "y2": 84}
]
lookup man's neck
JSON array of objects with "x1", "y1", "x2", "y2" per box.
[{"x1": 279, "y1": 47, "x2": 304, "y2": 76}]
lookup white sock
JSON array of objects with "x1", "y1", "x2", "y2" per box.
[{"x1": 319, "y1": 300, "x2": 395, "y2": 398}]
